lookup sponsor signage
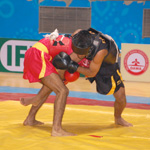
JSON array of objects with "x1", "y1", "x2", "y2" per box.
[
  {"x1": 124, "y1": 49, "x2": 149, "y2": 75},
  {"x1": 121, "y1": 44, "x2": 150, "y2": 82},
  {"x1": 0, "y1": 38, "x2": 37, "y2": 72}
]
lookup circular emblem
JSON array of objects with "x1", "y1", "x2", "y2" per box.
[{"x1": 124, "y1": 49, "x2": 149, "y2": 75}]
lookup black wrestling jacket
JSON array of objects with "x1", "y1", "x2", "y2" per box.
[{"x1": 86, "y1": 28, "x2": 120, "y2": 65}]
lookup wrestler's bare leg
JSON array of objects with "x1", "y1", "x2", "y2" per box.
[
  {"x1": 20, "y1": 70, "x2": 66, "y2": 107},
  {"x1": 23, "y1": 86, "x2": 52, "y2": 126},
  {"x1": 113, "y1": 87, "x2": 133, "y2": 127},
  {"x1": 41, "y1": 73, "x2": 76, "y2": 136},
  {"x1": 20, "y1": 85, "x2": 51, "y2": 106}
]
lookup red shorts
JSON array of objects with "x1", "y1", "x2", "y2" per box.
[{"x1": 23, "y1": 48, "x2": 58, "y2": 83}]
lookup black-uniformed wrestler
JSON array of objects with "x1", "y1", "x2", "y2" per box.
[
  {"x1": 79, "y1": 28, "x2": 123, "y2": 95},
  {"x1": 21, "y1": 28, "x2": 132, "y2": 133}
]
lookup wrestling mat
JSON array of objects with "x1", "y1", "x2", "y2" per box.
[{"x1": 0, "y1": 99, "x2": 150, "y2": 150}]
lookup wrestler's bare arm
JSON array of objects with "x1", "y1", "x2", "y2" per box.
[
  {"x1": 77, "y1": 49, "x2": 108, "y2": 77},
  {"x1": 70, "y1": 52, "x2": 84, "y2": 62}
]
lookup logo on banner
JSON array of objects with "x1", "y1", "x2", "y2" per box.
[
  {"x1": 124, "y1": 49, "x2": 149, "y2": 75},
  {"x1": 0, "y1": 40, "x2": 37, "y2": 72}
]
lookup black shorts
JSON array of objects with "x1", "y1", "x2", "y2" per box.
[{"x1": 87, "y1": 63, "x2": 124, "y2": 95}]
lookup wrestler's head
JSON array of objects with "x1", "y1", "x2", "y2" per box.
[{"x1": 72, "y1": 30, "x2": 93, "y2": 57}]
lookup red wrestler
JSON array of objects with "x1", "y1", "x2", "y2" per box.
[{"x1": 20, "y1": 29, "x2": 86, "y2": 136}]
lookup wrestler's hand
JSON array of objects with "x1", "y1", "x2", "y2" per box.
[
  {"x1": 68, "y1": 60, "x2": 79, "y2": 73},
  {"x1": 52, "y1": 52, "x2": 79, "y2": 73},
  {"x1": 64, "y1": 70, "x2": 80, "y2": 83},
  {"x1": 52, "y1": 52, "x2": 71, "y2": 69},
  {"x1": 78, "y1": 58, "x2": 90, "y2": 68}
]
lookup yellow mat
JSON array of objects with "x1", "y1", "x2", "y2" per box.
[{"x1": 0, "y1": 101, "x2": 150, "y2": 150}]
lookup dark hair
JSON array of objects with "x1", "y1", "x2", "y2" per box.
[{"x1": 72, "y1": 30, "x2": 93, "y2": 55}]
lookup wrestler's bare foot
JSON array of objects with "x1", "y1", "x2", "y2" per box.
[
  {"x1": 51, "y1": 128, "x2": 76, "y2": 137},
  {"x1": 23, "y1": 118, "x2": 44, "y2": 126},
  {"x1": 115, "y1": 117, "x2": 133, "y2": 127},
  {"x1": 20, "y1": 98, "x2": 39, "y2": 106}
]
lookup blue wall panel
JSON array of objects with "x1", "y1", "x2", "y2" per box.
[{"x1": 0, "y1": 0, "x2": 150, "y2": 49}]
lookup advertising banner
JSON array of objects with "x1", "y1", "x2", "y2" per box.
[
  {"x1": 121, "y1": 43, "x2": 150, "y2": 82},
  {"x1": 0, "y1": 38, "x2": 37, "y2": 73}
]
